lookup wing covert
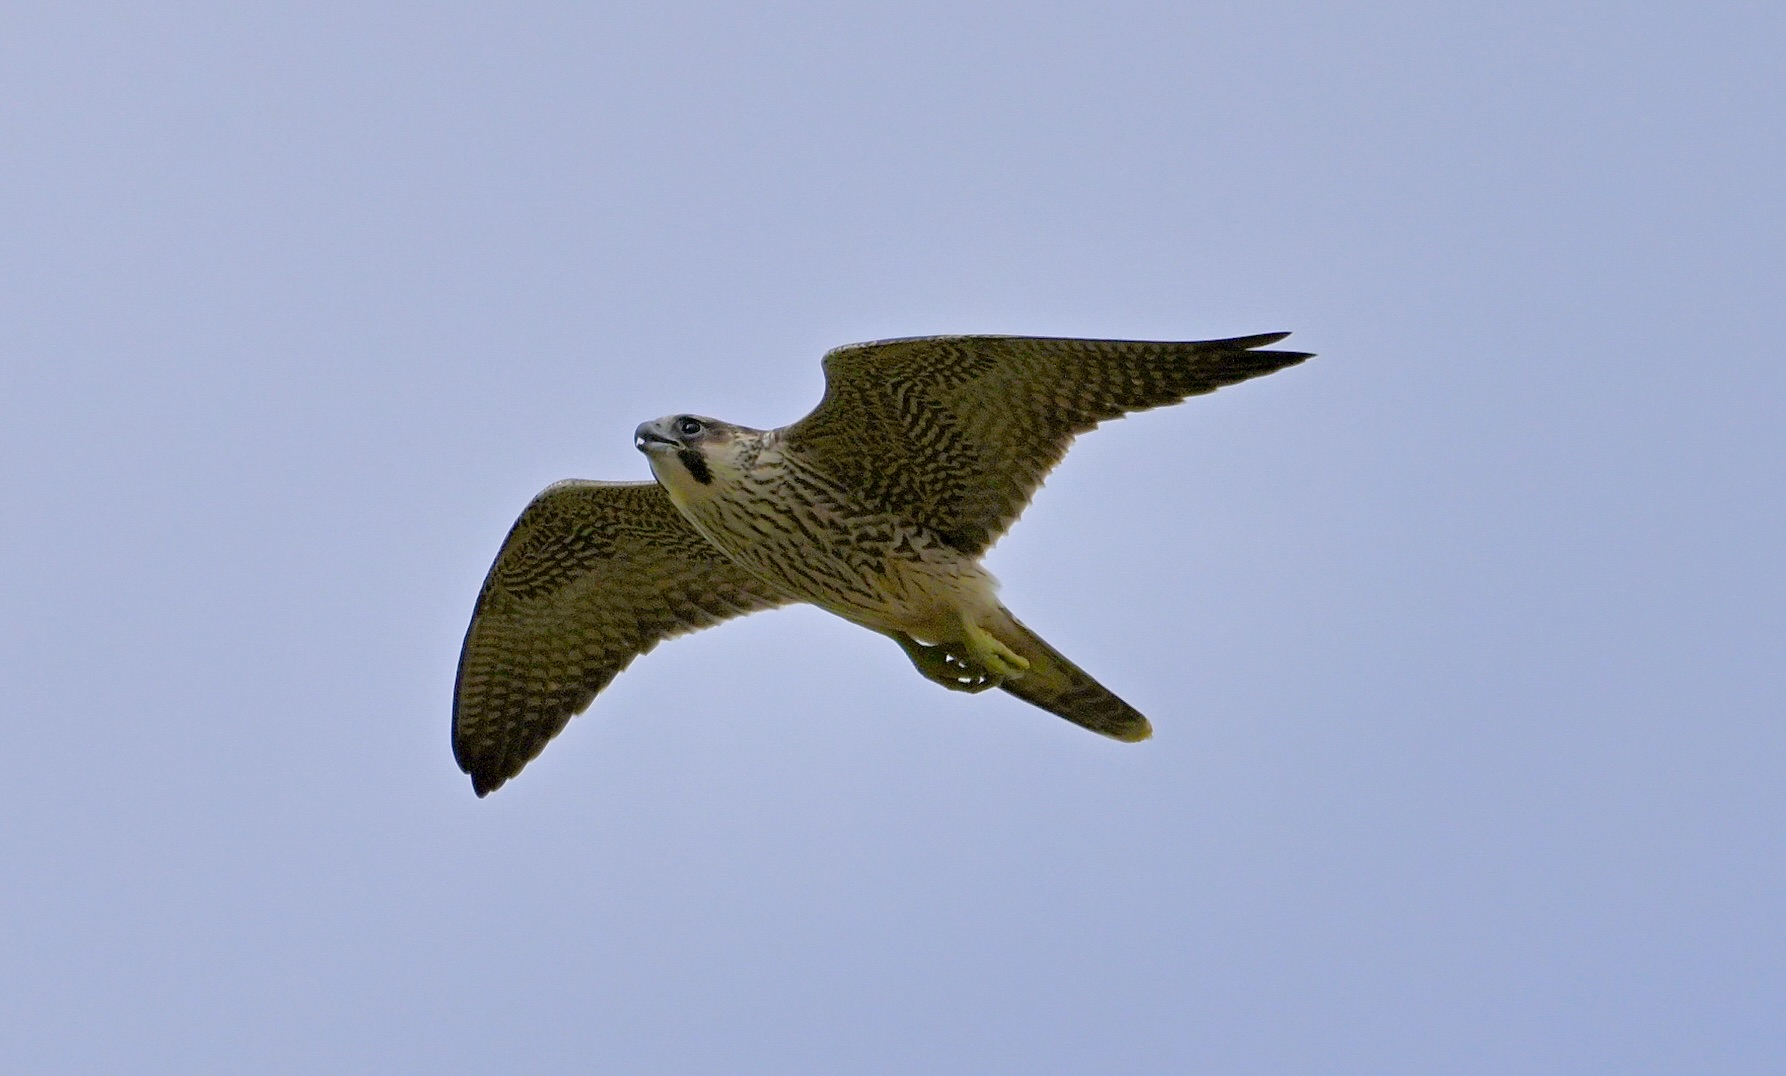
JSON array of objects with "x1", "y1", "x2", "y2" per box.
[
  {"x1": 780, "y1": 333, "x2": 1312, "y2": 554},
  {"x1": 452, "y1": 480, "x2": 792, "y2": 796}
]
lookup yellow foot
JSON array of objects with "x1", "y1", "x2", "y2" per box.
[{"x1": 963, "y1": 620, "x2": 1030, "y2": 680}]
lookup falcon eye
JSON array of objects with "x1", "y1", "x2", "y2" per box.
[{"x1": 676, "y1": 417, "x2": 704, "y2": 437}]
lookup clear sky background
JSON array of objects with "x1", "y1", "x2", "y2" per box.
[{"x1": 3, "y1": 3, "x2": 1781, "y2": 1072}]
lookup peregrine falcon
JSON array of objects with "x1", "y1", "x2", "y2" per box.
[{"x1": 453, "y1": 332, "x2": 1312, "y2": 795}]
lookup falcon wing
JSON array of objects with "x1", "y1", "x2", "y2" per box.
[
  {"x1": 452, "y1": 480, "x2": 792, "y2": 796},
  {"x1": 781, "y1": 333, "x2": 1312, "y2": 555}
]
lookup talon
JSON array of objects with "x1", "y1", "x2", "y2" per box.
[{"x1": 891, "y1": 632, "x2": 996, "y2": 693}]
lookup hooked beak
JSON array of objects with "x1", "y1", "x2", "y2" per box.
[{"x1": 634, "y1": 419, "x2": 679, "y2": 453}]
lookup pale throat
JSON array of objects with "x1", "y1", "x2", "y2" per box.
[
  {"x1": 649, "y1": 442, "x2": 752, "y2": 517},
  {"x1": 648, "y1": 452, "x2": 708, "y2": 511}
]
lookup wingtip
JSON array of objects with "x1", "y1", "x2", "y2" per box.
[{"x1": 1222, "y1": 332, "x2": 1314, "y2": 363}]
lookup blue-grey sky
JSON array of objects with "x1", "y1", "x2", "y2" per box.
[{"x1": 3, "y1": 3, "x2": 1781, "y2": 1072}]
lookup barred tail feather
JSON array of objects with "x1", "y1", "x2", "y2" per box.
[{"x1": 994, "y1": 613, "x2": 1153, "y2": 742}]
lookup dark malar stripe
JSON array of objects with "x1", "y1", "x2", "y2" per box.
[{"x1": 678, "y1": 449, "x2": 712, "y2": 485}]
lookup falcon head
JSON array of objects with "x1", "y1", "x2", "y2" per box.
[{"x1": 635, "y1": 414, "x2": 759, "y2": 496}]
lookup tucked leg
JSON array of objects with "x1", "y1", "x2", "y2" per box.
[
  {"x1": 961, "y1": 618, "x2": 1030, "y2": 680},
  {"x1": 886, "y1": 631, "x2": 1001, "y2": 693}
]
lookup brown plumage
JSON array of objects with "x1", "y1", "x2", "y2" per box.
[{"x1": 454, "y1": 332, "x2": 1312, "y2": 795}]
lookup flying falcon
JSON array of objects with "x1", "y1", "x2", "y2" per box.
[{"x1": 453, "y1": 332, "x2": 1312, "y2": 795}]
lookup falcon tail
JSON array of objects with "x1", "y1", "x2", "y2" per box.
[{"x1": 994, "y1": 612, "x2": 1153, "y2": 742}]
